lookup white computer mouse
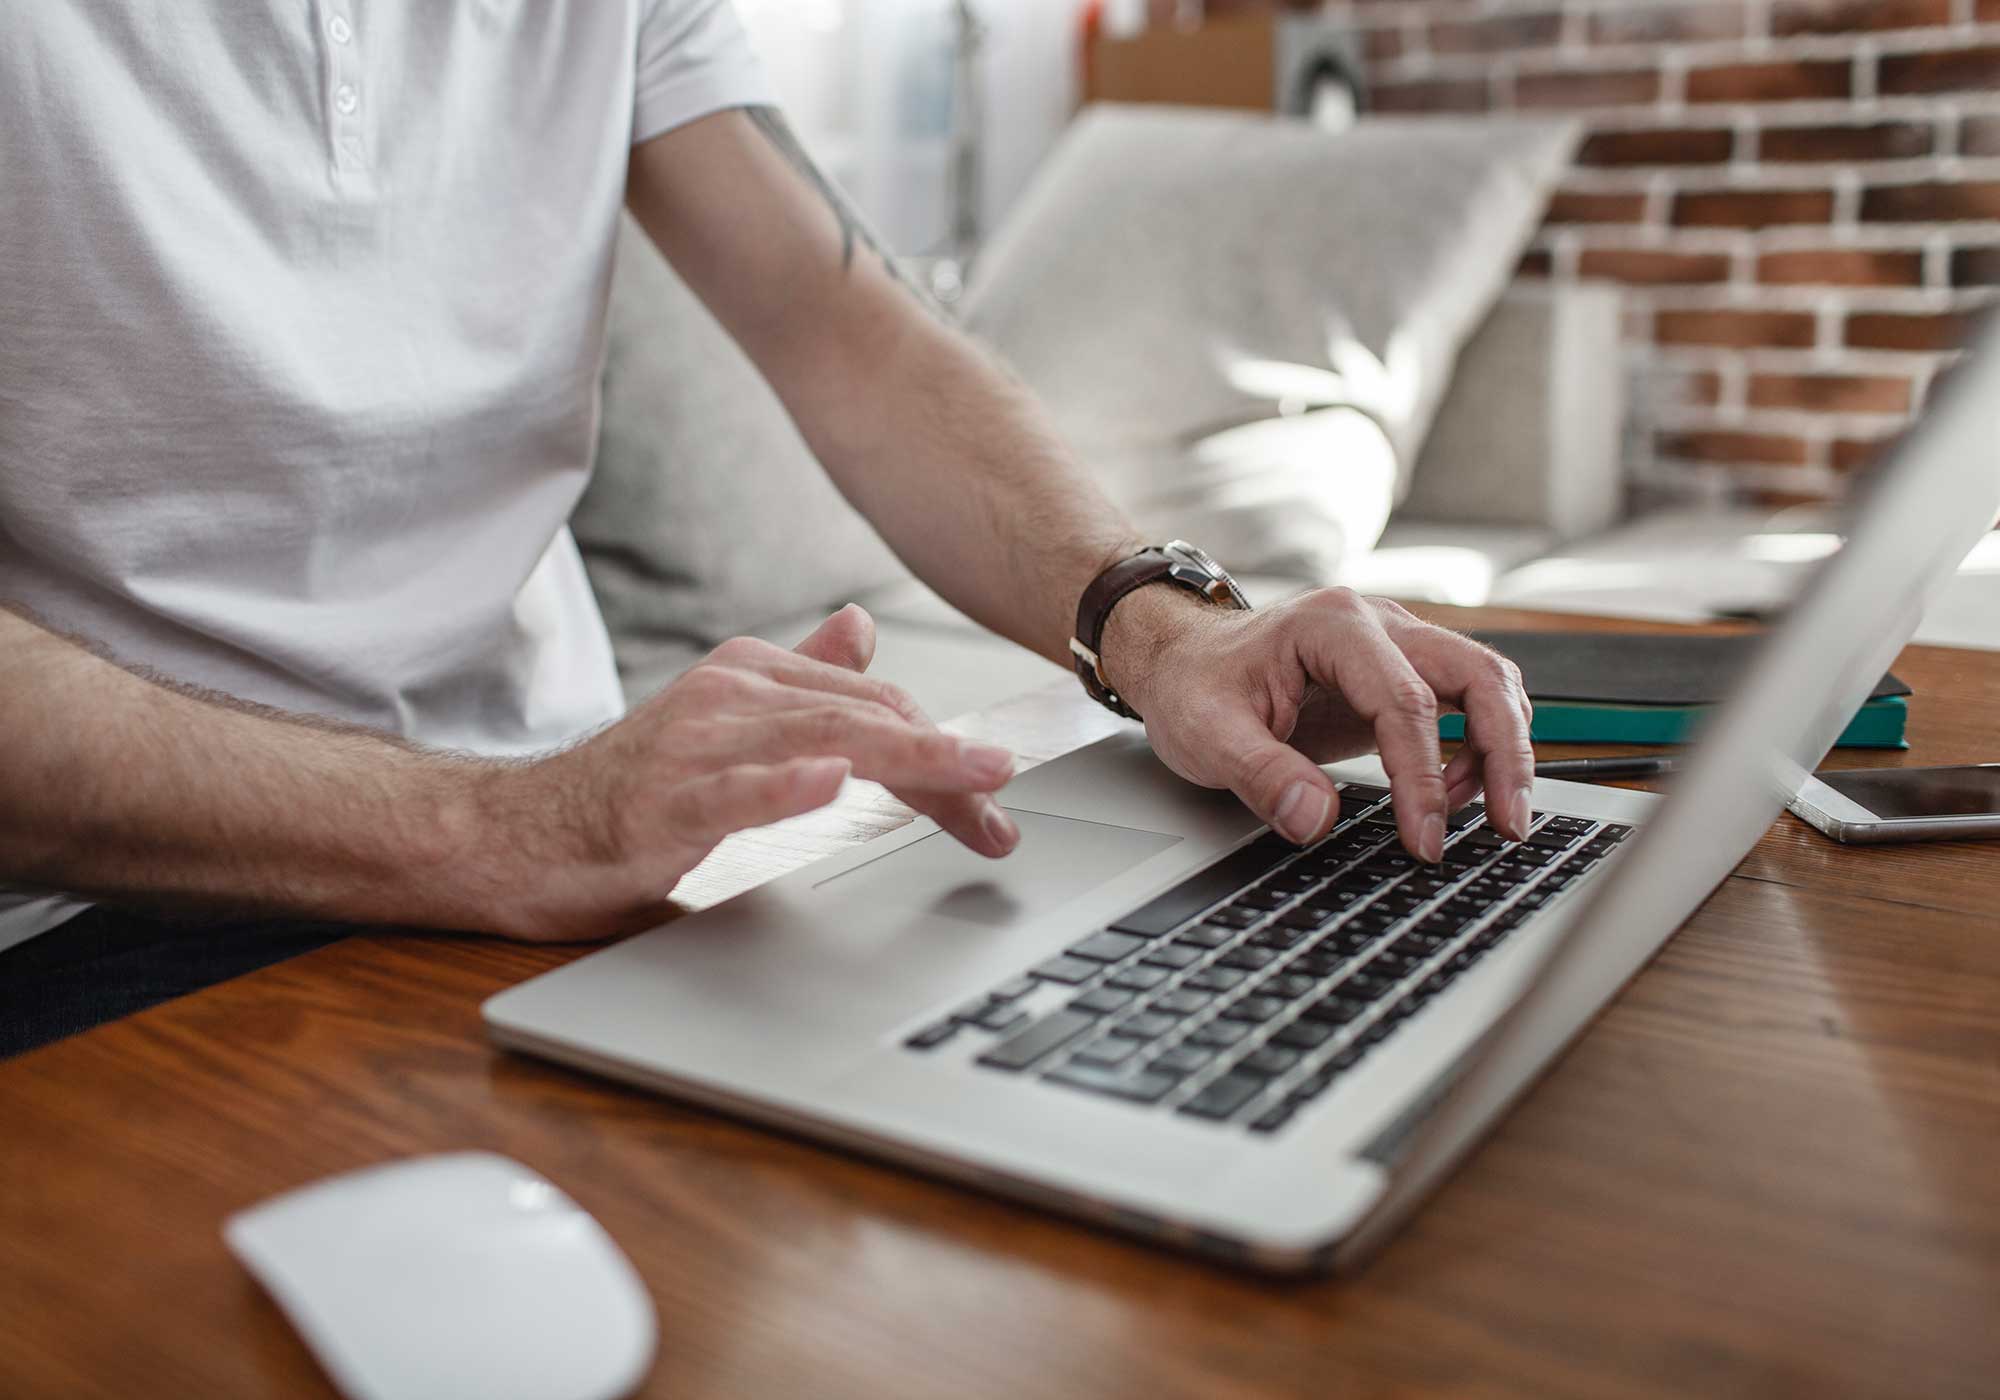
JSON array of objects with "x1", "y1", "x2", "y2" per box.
[{"x1": 224, "y1": 1152, "x2": 656, "y2": 1400}]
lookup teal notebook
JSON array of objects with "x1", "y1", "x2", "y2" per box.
[
  {"x1": 1438, "y1": 631, "x2": 1912, "y2": 749},
  {"x1": 1440, "y1": 694, "x2": 1908, "y2": 749}
]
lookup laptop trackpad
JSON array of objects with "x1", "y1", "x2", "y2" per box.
[{"x1": 814, "y1": 811, "x2": 1181, "y2": 928}]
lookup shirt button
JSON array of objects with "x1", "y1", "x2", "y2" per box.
[
  {"x1": 334, "y1": 83, "x2": 359, "y2": 115},
  {"x1": 328, "y1": 14, "x2": 352, "y2": 44}
]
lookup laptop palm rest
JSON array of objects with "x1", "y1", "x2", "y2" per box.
[{"x1": 814, "y1": 811, "x2": 1181, "y2": 929}]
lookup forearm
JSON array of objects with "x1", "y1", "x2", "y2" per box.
[{"x1": 0, "y1": 607, "x2": 507, "y2": 929}]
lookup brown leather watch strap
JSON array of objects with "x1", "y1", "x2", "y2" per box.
[{"x1": 1070, "y1": 548, "x2": 1175, "y2": 719}]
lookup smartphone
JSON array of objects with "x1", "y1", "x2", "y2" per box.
[{"x1": 1787, "y1": 764, "x2": 2000, "y2": 844}]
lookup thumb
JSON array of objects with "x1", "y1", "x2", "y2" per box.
[
  {"x1": 1208, "y1": 711, "x2": 1340, "y2": 846},
  {"x1": 792, "y1": 603, "x2": 876, "y2": 673},
  {"x1": 662, "y1": 757, "x2": 851, "y2": 846}
]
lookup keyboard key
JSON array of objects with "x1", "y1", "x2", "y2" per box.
[
  {"x1": 1070, "y1": 1036, "x2": 1140, "y2": 1067},
  {"x1": 1108, "y1": 965, "x2": 1172, "y2": 992},
  {"x1": 1239, "y1": 1046, "x2": 1300, "y2": 1078},
  {"x1": 1151, "y1": 989, "x2": 1213, "y2": 1017},
  {"x1": 1223, "y1": 994, "x2": 1287, "y2": 1024},
  {"x1": 1069, "y1": 931, "x2": 1146, "y2": 963},
  {"x1": 1203, "y1": 906, "x2": 1261, "y2": 929},
  {"x1": 1266, "y1": 972, "x2": 1321, "y2": 1001},
  {"x1": 1526, "y1": 829, "x2": 1575, "y2": 850},
  {"x1": 1292, "y1": 951, "x2": 1348, "y2": 979},
  {"x1": 1272, "y1": 1018, "x2": 1335, "y2": 1050},
  {"x1": 1029, "y1": 956, "x2": 1097, "y2": 985},
  {"x1": 1149, "y1": 1044, "x2": 1216, "y2": 1077},
  {"x1": 1338, "y1": 783, "x2": 1389, "y2": 807},
  {"x1": 1445, "y1": 804, "x2": 1486, "y2": 831},
  {"x1": 1302, "y1": 995, "x2": 1367, "y2": 1024},
  {"x1": 1143, "y1": 944, "x2": 1204, "y2": 970},
  {"x1": 1112, "y1": 1011, "x2": 1179, "y2": 1041},
  {"x1": 1218, "y1": 946, "x2": 1279, "y2": 972},
  {"x1": 977, "y1": 1010, "x2": 1096, "y2": 1070},
  {"x1": 1183, "y1": 966, "x2": 1248, "y2": 994},
  {"x1": 968, "y1": 1003, "x2": 1030, "y2": 1033},
  {"x1": 1251, "y1": 925, "x2": 1308, "y2": 948},
  {"x1": 1234, "y1": 887, "x2": 1289, "y2": 912},
  {"x1": 1190, "y1": 1019, "x2": 1252, "y2": 1049},
  {"x1": 1045, "y1": 1062, "x2": 1176, "y2": 1103},
  {"x1": 1288, "y1": 1069, "x2": 1335, "y2": 1104},
  {"x1": 1069, "y1": 987, "x2": 1135, "y2": 1016},
  {"x1": 990, "y1": 976, "x2": 1036, "y2": 1001},
  {"x1": 904, "y1": 1022, "x2": 957, "y2": 1050},
  {"x1": 1249, "y1": 1104, "x2": 1295, "y2": 1133},
  {"x1": 1343, "y1": 972, "x2": 1402, "y2": 1000},
  {"x1": 1177, "y1": 924, "x2": 1236, "y2": 949},
  {"x1": 1107, "y1": 833, "x2": 1296, "y2": 937},
  {"x1": 1179, "y1": 1072, "x2": 1265, "y2": 1120}
]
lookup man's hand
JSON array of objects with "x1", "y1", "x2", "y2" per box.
[
  {"x1": 1102, "y1": 587, "x2": 1535, "y2": 862},
  {"x1": 488, "y1": 605, "x2": 1021, "y2": 941}
]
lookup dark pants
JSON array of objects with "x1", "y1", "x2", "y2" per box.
[{"x1": 0, "y1": 906, "x2": 353, "y2": 1060}]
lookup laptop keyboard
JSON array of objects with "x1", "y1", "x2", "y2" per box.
[{"x1": 903, "y1": 785, "x2": 1633, "y2": 1134}]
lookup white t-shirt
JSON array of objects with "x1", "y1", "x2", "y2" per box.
[{"x1": 0, "y1": 2, "x2": 771, "y2": 951}]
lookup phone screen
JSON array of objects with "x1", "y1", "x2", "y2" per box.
[{"x1": 1817, "y1": 765, "x2": 2000, "y2": 820}]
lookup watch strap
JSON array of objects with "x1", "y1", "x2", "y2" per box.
[{"x1": 1069, "y1": 549, "x2": 1177, "y2": 719}]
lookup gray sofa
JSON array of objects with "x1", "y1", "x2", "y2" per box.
[
  {"x1": 573, "y1": 109, "x2": 1628, "y2": 726},
  {"x1": 580, "y1": 276, "x2": 1624, "y2": 726}
]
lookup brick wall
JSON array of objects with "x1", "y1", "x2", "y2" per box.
[{"x1": 1212, "y1": 0, "x2": 2000, "y2": 505}]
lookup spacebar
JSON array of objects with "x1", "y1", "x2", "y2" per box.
[{"x1": 1107, "y1": 833, "x2": 1296, "y2": 937}]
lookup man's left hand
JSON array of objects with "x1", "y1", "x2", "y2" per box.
[{"x1": 1103, "y1": 587, "x2": 1536, "y2": 862}]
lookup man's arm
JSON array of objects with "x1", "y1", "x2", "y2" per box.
[
  {"x1": 626, "y1": 110, "x2": 1537, "y2": 858},
  {"x1": 0, "y1": 603, "x2": 1015, "y2": 938}
]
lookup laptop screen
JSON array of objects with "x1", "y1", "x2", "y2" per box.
[{"x1": 1362, "y1": 311, "x2": 2000, "y2": 1246}]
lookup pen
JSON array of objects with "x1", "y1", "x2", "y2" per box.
[{"x1": 1533, "y1": 754, "x2": 1681, "y2": 780}]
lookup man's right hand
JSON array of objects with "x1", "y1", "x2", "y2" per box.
[{"x1": 486, "y1": 605, "x2": 1021, "y2": 941}]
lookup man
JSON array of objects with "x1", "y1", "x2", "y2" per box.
[{"x1": 0, "y1": 3, "x2": 1533, "y2": 1055}]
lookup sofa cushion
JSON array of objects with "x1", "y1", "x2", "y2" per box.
[
  {"x1": 572, "y1": 216, "x2": 907, "y2": 665},
  {"x1": 963, "y1": 105, "x2": 1579, "y2": 577}
]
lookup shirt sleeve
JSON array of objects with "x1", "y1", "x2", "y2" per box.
[{"x1": 632, "y1": 0, "x2": 774, "y2": 146}]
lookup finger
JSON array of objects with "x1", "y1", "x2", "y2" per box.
[
  {"x1": 789, "y1": 603, "x2": 876, "y2": 673},
  {"x1": 1291, "y1": 598, "x2": 1446, "y2": 861},
  {"x1": 901, "y1": 789, "x2": 1020, "y2": 858},
  {"x1": 660, "y1": 757, "x2": 852, "y2": 845},
  {"x1": 1391, "y1": 623, "x2": 1536, "y2": 840},
  {"x1": 707, "y1": 634, "x2": 935, "y2": 729},
  {"x1": 710, "y1": 707, "x2": 1014, "y2": 793},
  {"x1": 1441, "y1": 744, "x2": 1483, "y2": 806},
  {"x1": 1206, "y1": 705, "x2": 1342, "y2": 846}
]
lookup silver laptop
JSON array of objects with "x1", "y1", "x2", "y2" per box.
[{"x1": 487, "y1": 315, "x2": 1998, "y2": 1273}]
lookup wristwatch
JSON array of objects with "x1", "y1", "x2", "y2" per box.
[{"x1": 1070, "y1": 540, "x2": 1251, "y2": 720}]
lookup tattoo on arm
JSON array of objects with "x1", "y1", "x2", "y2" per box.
[{"x1": 742, "y1": 104, "x2": 941, "y2": 315}]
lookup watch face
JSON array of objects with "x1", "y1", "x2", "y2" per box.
[{"x1": 1164, "y1": 541, "x2": 1250, "y2": 610}]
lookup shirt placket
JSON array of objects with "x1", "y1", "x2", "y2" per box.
[{"x1": 316, "y1": 1, "x2": 369, "y2": 183}]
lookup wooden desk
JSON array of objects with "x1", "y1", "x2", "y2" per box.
[{"x1": 4, "y1": 607, "x2": 1997, "y2": 1399}]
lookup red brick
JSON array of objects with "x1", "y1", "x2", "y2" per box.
[
  {"x1": 1543, "y1": 189, "x2": 1650, "y2": 224},
  {"x1": 1588, "y1": 4, "x2": 1747, "y2": 44},
  {"x1": 1965, "y1": 116, "x2": 2000, "y2": 157},
  {"x1": 1361, "y1": 27, "x2": 1403, "y2": 61},
  {"x1": 1878, "y1": 46, "x2": 2000, "y2": 96},
  {"x1": 1369, "y1": 77, "x2": 1490, "y2": 113},
  {"x1": 1954, "y1": 246, "x2": 2000, "y2": 287},
  {"x1": 1748, "y1": 373, "x2": 1913, "y2": 414},
  {"x1": 1770, "y1": 0, "x2": 1951, "y2": 34},
  {"x1": 1845, "y1": 311, "x2": 1977, "y2": 351},
  {"x1": 1579, "y1": 247, "x2": 1734, "y2": 284},
  {"x1": 1686, "y1": 60, "x2": 1852, "y2": 104},
  {"x1": 1652, "y1": 367, "x2": 1726, "y2": 408},
  {"x1": 1431, "y1": 10, "x2": 1563, "y2": 53},
  {"x1": 1758, "y1": 121, "x2": 1935, "y2": 163},
  {"x1": 1982, "y1": 0, "x2": 2000, "y2": 18},
  {"x1": 1657, "y1": 429, "x2": 1811, "y2": 467},
  {"x1": 1577, "y1": 127, "x2": 1734, "y2": 166},
  {"x1": 1516, "y1": 249, "x2": 1554, "y2": 279},
  {"x1": 1831, "y1": 437, "x2": 1897, "y2": 472},
  {"x1": 1673, "y1": 188, "x2": 1836, "y2": 229},
  {"x1": 1656, "y1": 308, "x2": 1819, "y2": 348},
  {"x1": 1861, "y1": 182, "x2": 2000, "y2": 223},
  {"x1": 1515, "y1": 69, "x2": 1662, "y2": 109},
  {"x1": 1757, "y1": 248, "x2": 1925, "y2": 286}
]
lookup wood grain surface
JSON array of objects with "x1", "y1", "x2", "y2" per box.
[{"x1": 3, "y1": 607, "x2": 1997, "y2": 1400}]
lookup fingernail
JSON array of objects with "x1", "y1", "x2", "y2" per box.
[
  {"x1": 959, "y1": 740, "x2": 1015, "y2": 785},
  {"x1": 1422, "y1": 812, "x2": 1446, "y2": 863},
  {"x1": 1275, "y1": 781, "x2": 1329, "y2": 845},
  {"x1": 982, "y1": 801, "x2": 1019, "y2": 852},
  {"x1": 1512, "y1": 785, "x2": 1535, "y2": 838}
]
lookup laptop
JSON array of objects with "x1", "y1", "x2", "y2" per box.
[{"x1": 486, "y1": 315, "x2": 1999, "y2": 1273}]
